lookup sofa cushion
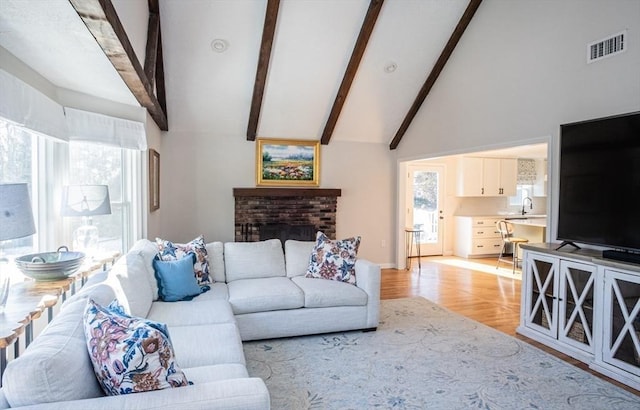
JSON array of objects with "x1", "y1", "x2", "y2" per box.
[
  {"x1": 111, "y1": 252, "x2": 154, "y2": 317},
  {"x1": 190, "y1": 282, "x2": 229, "y2": 301},
  {"x1": 305, "y1": 232, "x2": 361, "y2": 285},
  {"x1": 291, "y1": 276, "x2": 368, "y2": 308},
  {"x1": 61, "y1": 273, "x2": 129, "y2": 313},
  {"x1": 227, "y1": 277, "x2": 304, "y2": 314},
  {"x1": 224, "y1": 239, "x2": 286, "y2": 282},
  {"x1": 156, "y1": 235, "x2": 211, "y2": 285},
  {"x1": 2, "y1": 297, "x2": 104, "y2": 407},
  {"x1": 128, "y1": 238, "x2": 163, "y2": 301},
  {"x1": 153, "y1": 254, "x2": 207, "y2": 302},
  {"x1": 284, "y1": 240, "x2": 315, "y2": 277},
  {"x1": 147, "y1": 299, "x2": 236, "y2": 327},
  {"x1": 83, "y1": 299, "x2": 190, "y2": 395},
  {"x1": 183, "y1": 364, "x2": 248, "y2": 384},
  {"x1": 169, "y1": 323, "x2": 246, "y2": 368},
  {"x1": 206, "y1": 241, "x2": 226, "y2": 283}
]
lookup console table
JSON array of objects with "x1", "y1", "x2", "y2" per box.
[
  {"x1": 0, "y1": 252, "x2": 119, "y2": 384},
  {"x1": 517, "y1": 243, "x2": 640, "y2": 390}
]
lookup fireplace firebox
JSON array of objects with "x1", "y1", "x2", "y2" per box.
[{"x1": 233, "y1": 188, "x2": 341, "y2": 243}]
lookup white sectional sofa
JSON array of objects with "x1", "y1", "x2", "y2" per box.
[{"x1": 0, "y1": 238, "x2": 381, "y2": 409}]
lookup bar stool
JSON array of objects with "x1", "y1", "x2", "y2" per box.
[
  {"x1": 495, "y1": 220, "x2": 529, "y2": 273},
  {"x1": 404, "y1": 227, "x2": 423, "y2": 270}
]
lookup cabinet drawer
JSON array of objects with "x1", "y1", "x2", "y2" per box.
[
  {"x1": 472, "y1": 218, "x2": 500, "y2": 227},
  {"x1": 470, "y1": 238, "x2": 503, "y2": 255},
  {"x1": 472, "y1": 227, "x2": 501, "y2": 238}
]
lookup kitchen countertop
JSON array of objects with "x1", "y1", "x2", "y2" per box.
[
  {"x1": 506, "y1": 218, "x2": 547, "y2": 228},
  {"x1": 454, "y1": 214, "x2": 547, "y2": 219},
  {"x1": 454, "y1": 214, "x2": 548, "y2": 228}
]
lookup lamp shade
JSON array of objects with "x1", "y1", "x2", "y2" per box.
[
  {"x1": 61, "y1": 185, "x2": 111, "y2": 217},
  {"x1": 0, "y1": 183, "x2": 36, "y2": 241}
]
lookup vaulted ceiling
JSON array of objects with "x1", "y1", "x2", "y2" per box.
[{"x1": 0, "y1": 0, "x2": 481, "y2": 149}]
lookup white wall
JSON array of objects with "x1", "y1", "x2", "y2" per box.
[
  {"x1": 159, "y1": 133, "x2": 395, "y2": 265},
  {"x1": 396, "y1": 0, "x2": 640, "y2": 243}
]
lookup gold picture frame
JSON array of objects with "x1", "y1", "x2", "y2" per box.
[
  {"x1": 149, "y1": 148, "x2": 160, "y2": 212},
  {"x1": 256, "y1": 138, "x2": 320, "y2": 187}
]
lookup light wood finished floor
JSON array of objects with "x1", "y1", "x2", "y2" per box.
[{"x1": 381, "y1": 256, "x2": 640, "y2": 395}]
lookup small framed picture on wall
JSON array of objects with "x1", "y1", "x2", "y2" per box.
[{"x1": 149, "y1": 148, "x2": 160, "y2": 212}]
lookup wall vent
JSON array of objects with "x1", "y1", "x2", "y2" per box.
[{"x1": 587, "y1": 31, "x2": 626, "y2": 63}]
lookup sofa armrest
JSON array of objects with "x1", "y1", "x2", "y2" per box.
[
  {"x1": 11, "y1": 378, "x2": 269, "y2": 410},
  {"x1": 355, "y1": 259, "x2": 381, "y2": 328}
]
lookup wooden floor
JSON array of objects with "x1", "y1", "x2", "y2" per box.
[{"x1": 381, "y1": 256, "x2": 640, "y2": 395}]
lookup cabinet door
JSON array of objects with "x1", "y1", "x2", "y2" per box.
[
  {"x1": 558, "y1": 260, "x2": 596, "y2": 353},
  {"x1": 482, "y1": 158, "x2": 501, "y2": 196},
  {"x1": 457, "y1": 158, "x2": 484, "y2": 196},
  {"x1": 499, "y1": 158, "x2": 518, "y2": 196},
  {"x1": 524, "y1": 252, "x2": 559, "y2": 338},
  {"x1": 602, "y1": 269, "x2": 640, "y2": 377}
]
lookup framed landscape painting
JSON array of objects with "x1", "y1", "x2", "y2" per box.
[{"x1": 256, "y1": 138, "x2": 320, "y2": 186}]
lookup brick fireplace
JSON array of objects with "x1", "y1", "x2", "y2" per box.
[{"x1": 233, "y1": 188, "x2": 341, "y2": 242}]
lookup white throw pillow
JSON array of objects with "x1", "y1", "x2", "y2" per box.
[
  {"x1": 129, "y1": 239, "x2": 163, "y2": 300},
  {"x1": 112, "y1": 252, "x2": 154, "y2": 317}
]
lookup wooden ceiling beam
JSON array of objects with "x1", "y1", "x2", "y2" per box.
[
  {"x1": 320, "y1": 0, "x2": 384, "y2": 145},
  {"x1": 69, "y1": 0, "x2": 168, "y2": 130},
  {"x1": 146, "y1": 0, "x2": 166, "y2": 117},
  {"x1": 247, "y1": 0, "x2": 280, "y2": 141},
  {"x1": 144, "y1": 11, "x2": 159, "y2": 87},
  {"x1": 389, "y1": 0, "x2": 482, "y2": 150},
  {"x1": 154, "y1": 23, "x2": 167, "y2": 117}
]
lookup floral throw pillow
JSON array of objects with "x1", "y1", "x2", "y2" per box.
[
  {"x1": 305, "y1": 231, "x2": 361, "y2": 285},
  {"x1": 156, "y1": 235, "x2": 211, "y2": 285},
  {"x1": 83, "y1": 299, "x2": 190, "y2": 395}
]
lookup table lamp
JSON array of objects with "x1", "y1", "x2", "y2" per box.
[
  {"x1": 0, "y1": 183, "x2": 37, "y2": 313},
  {"x1": 61, "y1": 185, "x2": 111, "y2": 255}
]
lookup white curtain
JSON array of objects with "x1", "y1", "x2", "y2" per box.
[
  {"x1": 64, "y1": 107, "x2": 147, "y2": 150},
  {"x1": 0, "y1": 68, "x2": 147, "y2": 150},
  {"x1": 0, "y1": 68, "x2": 67, "y2": 141}
]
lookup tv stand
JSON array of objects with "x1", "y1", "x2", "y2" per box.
[
  {"x1": 602, "y1": 249, "x2": 640, "y2": 265},
  {"x1": 555, "y1": 241, "x2": 581, "y2": 251}
]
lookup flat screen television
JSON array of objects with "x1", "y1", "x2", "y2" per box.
[{"x1": 557, "y1": 111, "x2": 640, "y2": 264}]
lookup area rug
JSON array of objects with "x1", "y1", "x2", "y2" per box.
[{"x1": 244, "y1": 297, "x2": 639, "y2": 409}]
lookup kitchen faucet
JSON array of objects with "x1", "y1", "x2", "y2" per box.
[{"x1": 522, "y1": 196, "x2": 533, "y2": 215}]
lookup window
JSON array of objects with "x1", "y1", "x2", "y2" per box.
[
  {"x1": 0, "y1": 121, "x2": 37, "y2": 258},
  {"x1": 510, "y1": 184, "x2": 533, "y2": 207},
  {"x1": 68, "y1": 142, "x2": 133, "y2": 254},
  {"x1": 0, "y1": 117, "x2": 143, "y2": 258}
]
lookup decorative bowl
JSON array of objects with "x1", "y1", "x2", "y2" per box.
[{"x1": 15, "y1": 247, "x2": 85, "y2": 281}]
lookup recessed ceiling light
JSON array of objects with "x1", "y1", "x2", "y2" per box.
[
  {"x1": 211, "y1": 39, "x2": 229, "y2": 53},
  {"x1": 384, "y1": 62, "x2": 397, "y2": 73}
]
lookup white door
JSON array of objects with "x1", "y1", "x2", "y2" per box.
[{"x1": 407, "y1": 165, "x2": 444, "y2": 256}]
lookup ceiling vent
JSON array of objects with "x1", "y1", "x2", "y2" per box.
[{"x1": 587, "y1": 31, "x2": 626, "y2": 63}]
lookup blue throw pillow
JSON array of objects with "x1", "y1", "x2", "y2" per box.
[{"x1": 153, "y1": 254, "x2": 203, "y2": 302}]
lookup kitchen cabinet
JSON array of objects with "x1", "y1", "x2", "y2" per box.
[
  {"x1": 518, "y1": 244, "x2": 640, "y2": 390},
  {"x1": 454, "y1": 216, "x2": 503, "y2": 258},
  {"x1": 456, "y1": 157, "x2": 517, "y2": 196}
]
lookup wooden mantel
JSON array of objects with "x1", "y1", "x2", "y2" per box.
[{"x1": 233, "y1": 188, "x2": 341, "y2": 197}]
